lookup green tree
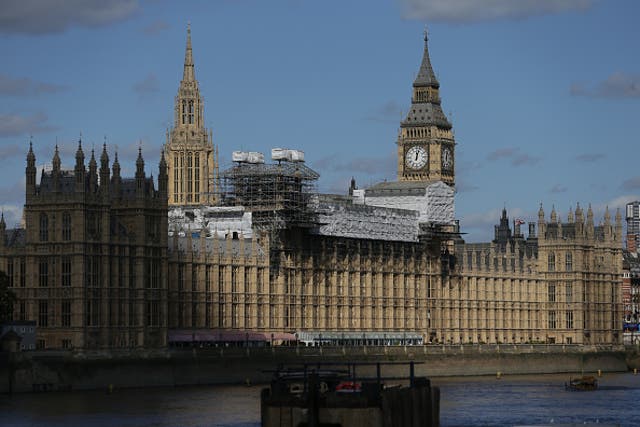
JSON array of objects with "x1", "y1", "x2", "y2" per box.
[{"x1": 0, "y1": 270, "x2": 16, "y2": 323}]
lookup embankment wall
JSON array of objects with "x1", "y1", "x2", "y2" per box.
[{"x1": 1, "y1": 344, "x2": 635, "y2": 394}]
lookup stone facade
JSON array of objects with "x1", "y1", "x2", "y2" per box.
[
  {"x1": 0, "y1": 30, "x2": 625, "y2": 350},
  {"x1": 455, "y1": 206, "x2": 623, "y2": 345},
  {"x1": 0, "y1": 142, "x2": 168, "y2": 349}
]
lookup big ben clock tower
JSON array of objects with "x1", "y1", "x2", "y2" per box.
[{"x1": 398, "y1": 29, "x2": 455, "y2": 186}]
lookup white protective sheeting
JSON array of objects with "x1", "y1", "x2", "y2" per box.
[
  {"x1": 313, "y1": 202, "x2": 419, "y2": 242},
  {"x1": 364, "y1": 181, "x2": 454, "y2": 225},
  {"x1": 168, "y1": 206, "x2": 253, "y2": 238}
]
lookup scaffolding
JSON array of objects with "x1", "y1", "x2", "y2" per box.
[{"x1": 217, "y1": 161, "x2": 319, "y2": 230}]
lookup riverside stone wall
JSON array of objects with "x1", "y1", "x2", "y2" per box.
[{"x1": 0, "y1": 345, "x2": 632, "y2": 394}]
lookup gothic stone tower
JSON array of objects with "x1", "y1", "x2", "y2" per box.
[
  {"x1": 165, "y1": 24, "x2": 219, "y2": 206},
  {"x1": 397, "y1": 30, "x2": 455, "y2": 186},
  {"x1": 1, "y1": 141, "x2": 168, "y2": 350}
]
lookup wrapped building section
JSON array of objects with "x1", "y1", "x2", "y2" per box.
[
  {"x1": 363, "y1": 181, "x2": 455, "y2": 225},
  {"x1": 312, "y1": 198, "x2": 419, "y2": 242}
]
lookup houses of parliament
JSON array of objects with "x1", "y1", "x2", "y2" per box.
[{"x1": 0, "y1": 27, "x2": 622, "y2": 350}]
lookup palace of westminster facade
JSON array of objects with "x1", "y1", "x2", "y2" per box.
[{"x1": 0, "y1": 27, "x2": 623, "y2": 349}]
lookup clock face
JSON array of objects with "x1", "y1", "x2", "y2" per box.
[
  {"x1": 442, "y1": 147, "x2": 452, "y2": 170},
  {"x1": 405, "y1": 146, "x2": 428, "y2": 170}
]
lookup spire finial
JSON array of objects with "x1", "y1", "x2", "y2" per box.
[
  {"x1": 183, "y1": 22, "x2": 194, "y2": 81},
  {"x1": 413, "y1": 26, "x2": 439, "y2": 89}
]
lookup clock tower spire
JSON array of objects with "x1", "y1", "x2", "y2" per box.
[{"x1": 397, "y1": 28, "x2": 455, "y2": 186}]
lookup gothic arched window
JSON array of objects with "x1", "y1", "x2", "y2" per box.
[
  {"x1": 188, "y1": 100, "x2": 194, "y2": 124},
  {"x1": 181, "y1": 100, "x2": 187, "y2": 124},
  {"x1": 548, "y1": 252, "x2": 555, "y2": 272},
  {"x1": 62, "y1": 212, "x2": 71, "y2": 241},
  {"x1": 565, "y1": 253, "x2": 573, "y2": 272},
  {"x1": 39, "y1": 213, "x2": 48, "y2": 242}
]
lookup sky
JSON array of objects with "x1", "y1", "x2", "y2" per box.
[{"x1": 0, "y1": 0, "x2": 638, "y2": 242}]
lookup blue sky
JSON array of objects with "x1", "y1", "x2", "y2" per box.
[{"x1": 0, "y1": 0, "x2": 638, "y2": 242}]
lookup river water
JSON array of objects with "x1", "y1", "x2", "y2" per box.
[{"x1": 2, "y1": 372, "x2": 640, "y2": 427}]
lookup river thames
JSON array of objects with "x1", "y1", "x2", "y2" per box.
[{"x1": 2, "y1": 372, "x2": 640, "y2": 427}]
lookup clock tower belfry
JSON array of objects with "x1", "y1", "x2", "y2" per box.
[
  {"x1": 164, "y1": 24, "x2": 219, "y2": 206},
  {"x1": 397, "y1": 29, "x2": 455, "y2": 186}
]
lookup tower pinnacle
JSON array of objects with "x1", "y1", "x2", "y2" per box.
[
  {"x1": 183, "y1": 22, "x2": 195, "y2": 82},
  {"x1": 414, "y1": 27, "x2": 439, "y2": 89}
]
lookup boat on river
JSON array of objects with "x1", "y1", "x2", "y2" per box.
[
  {"x1": 260, "y1": 361, "x2": 440, "y2": 427},
  {"x1": 565, "y1": 375, "x2": 598, "y2": 391}
]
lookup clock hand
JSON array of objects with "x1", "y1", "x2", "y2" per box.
[{"x1": 415, "y1": 152, "x2": 419, "y2": 161}]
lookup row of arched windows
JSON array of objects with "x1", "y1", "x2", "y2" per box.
[
  {"x1": 39, "y1": 212, "x2": 72, "y2": 242},
  {"x1": 172, "y1": 151, "x2": 202, "y2": 204},
  {"x1": 181, "y1": 100, "x2": 195, "y2": 125},
  {"x1": 547, "y1": 252, "x2": 572, "y2": 272}
]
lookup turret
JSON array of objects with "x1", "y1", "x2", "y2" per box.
[
  {"x1": 135, "y1": 146, "x2": 145, "y2": 195},
  {"x1": 615, "y1": 208, "x2": 623, "y2": 242},
  {"x1": 575, "y1": 203, "x2": 584, "y2": 223},
  {"x1": 349, "y1": 177, "x2": 356, "y2": 196},
  {"x1": 557, "y1": 212, "x2": 563, "y2": 237},
  {"x1": 538, "y1": 203, "x2": 546, "y2": 238},
  {"x1": 26, "y1": 141, "x2": 36, "y2": 197},
  {"x1": 100, "y1": 142, "x2": 110, "y2": 198},
  {"x1": 567, "y1": 207, "x2": 574, "y2": 223},
  {"x1": 51, "y1": 145, "x2": 61, "y2": 192},
  {"x1": 88, "y1": 149, "x2": 98, "y2": 193},
  {"x1": 74, "y1": 139, "x2": 86, "y2": 192},
  {"x1": 494, "y1": 207, "x2": 511, "y2": 244},
  {"x1": 158, "y1": 149, "x2": 168, "y2": 196},
  {"x1": 0, "y1": 212, "x2": 6, "y2": 247},
  {"x1": 111, "y1": 151, "x2": 121, "y2": 197},
  {"x1": 604, "y1": 206, "x2": 612, "y2": 241},
  {"x1": 586, "y1": 204, "x2": 594, "y2": 238}
]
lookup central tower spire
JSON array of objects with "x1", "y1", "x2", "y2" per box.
[{"x1": 164, "y1": 24, "x2": 219, "y2": 206}]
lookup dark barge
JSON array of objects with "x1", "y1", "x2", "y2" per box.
[{"x1": 260, "y1": 361, "x2": 440, "y2": 427}]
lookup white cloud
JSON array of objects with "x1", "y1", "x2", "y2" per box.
[
  {"x1": 364, "y1": 100, "x2": 403, "y2": 123},
  {"x1": 142, "y1": 20, "x2": 169, "y2": 36},
  {"x1": 622, "y1": 176, "x2": 640, "y2": 191},
  {"x1": 550, "y1": 184, "x2": 567, "y2": 193},
  {"x1": 0, "y1": 112, "x2": 57, "y2": 137},
  {"x1": 0, "y1": 0, "x2": 138, "y2": 35},
  {"x1": 133, "y1": 73, "x2": 160, "y2": 99},
  {"x1": 592, "y1": 195, "x2": 640, "y2": 218},
  {"x1": 0, "y1": 74, "x2": 68, "y2": 96},
  {"x1": 571, "y1": 72, "x2": 640, "y2": 99},
  {"x1": 486, "y1": 147, "x2": 540, "y2": 167},
  {"x1": 398, "y1": 0, "x2": 593, "y2": 23}
]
